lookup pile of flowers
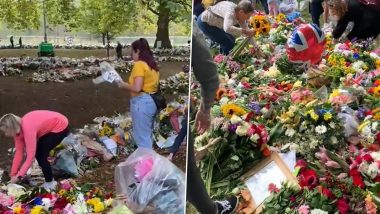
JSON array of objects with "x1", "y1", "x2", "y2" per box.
[{"x1": 191, "y1": 11, "x2": 380, "y2": 213}]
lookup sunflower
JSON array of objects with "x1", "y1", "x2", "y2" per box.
[
  {"x1": 276, "y1": 13, "x2": 286, "y2": 23},
  {"x1": 216, "y1": 88, "x2": 227, "y2": 100},
  {"x1": 221, "y1": 103, "x2": 247, "y2": 118}
]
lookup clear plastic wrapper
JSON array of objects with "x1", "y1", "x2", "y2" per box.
[{"x1": 115, "y1": 148, "x2": 185, "y2": 214}]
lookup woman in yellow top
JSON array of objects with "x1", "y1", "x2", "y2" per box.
[{"x1": 117, "y1": 38, "x2": 159, "y2": 148}]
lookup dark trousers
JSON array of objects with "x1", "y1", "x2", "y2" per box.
[
  {"x1": 36, "y1": 127, "x2": 69, "y2": 182},
  {"x1": 257, "y1": 0, "x2": 269, "y2": 14},
  {"x1": 197, "y1": 18, "x2": 235, "y2": 55},
  {"x1": 187, "y1": 130, "x2": 217, "y2": 213},
  {"x1": 169, "y1": 118, "x2": 188, "y2": 155},
  {"x1": 194, "y1": 3, "x2": 205, "y2": 17},
  {"x1": 310, "y1": 1, "x2": 324, "y2": 27}
]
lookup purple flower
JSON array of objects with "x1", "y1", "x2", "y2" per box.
[
  {"x1": 227, "y1": 60, "x2": 241, "y2": 73},
  {"x1": 357, "y1": 107, "x2": 366, "y2": 120},
  {"x1": 353, "y1": 53, "x2": 360, "y2": 60},
  {"x1": 228, "y1": 124, "x2": 238, "y2": 132},
  {"x1": 248, "y1": 102, "x2": 261, "y2": 114}
]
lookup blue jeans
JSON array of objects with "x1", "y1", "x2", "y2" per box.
[
  {"x1": 197, "y1": 17, "x2": 235, "y2": 55},
  {"x1": 169, "y1": 118, "x2": 188, "y2": 156},
  {"x1": 130, "y1": 94, "x2": 157, "y2": 149}
]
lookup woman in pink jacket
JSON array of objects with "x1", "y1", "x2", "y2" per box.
[{"x1": 0, "y1": 110, "x2": 69, "y2": 190}]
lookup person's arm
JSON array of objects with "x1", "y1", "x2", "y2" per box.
[
  {"x1": 223, "y1": 12, "x2": 245, "y2": 37},
  {"x1": 16, "y1": 128, "x2": 37, "y2": 177},
  {"x1": 118, "y1": 77, "x2": 143, "y2": 93},
  {"x1": 192, "y1": 26, "x2": 220, "y2": 111},
  {"x1": 10, "y1": 136, "x2": 25, "y2": 177},
  {"x1": 118, "y1": 62, "x2": 144, "y2": 93},
  {"x1": 332, "y1": 13, "x2": 350, "y2": 39}
]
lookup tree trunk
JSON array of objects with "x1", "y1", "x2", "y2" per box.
[
  {"x1": 106, "y1": 32, "x2": 110, "y2": 58},
  {"x1": 154, "y1": 6, "x2": 172, "y2": 49},
  {"x1": 102, "y1": 33, "x2": 106, "y2": 46}
]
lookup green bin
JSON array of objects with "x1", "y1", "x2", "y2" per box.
[{"x1": 38, "y1": 42, "x2": 55, "y2": 57}]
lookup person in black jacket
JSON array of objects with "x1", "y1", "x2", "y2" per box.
[
  {"x1": 116, "y1": 41, "x2": 123, "y2": 59},
  {"x1": 328, "y1": 0, "x2": 380, "y2": 41},
  {"x1": 187, "y1": 23, "x2": 238, "y2": 214}
]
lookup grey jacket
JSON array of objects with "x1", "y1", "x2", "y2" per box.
[{"x1": 191, "y1": 24, "x2": 220, "y2": 110}]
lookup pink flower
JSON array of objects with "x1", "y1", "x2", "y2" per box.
[
  {"x1": 0, "y1": 192, "x2": 15, "y2": 207},
  {"x1": 325, "y1": 160, "x2": 341, "y2": 168},
  {"x1": 298, "y1": 205, "x2": 310, "y2": 214},
  {"x1": 316, "y1": 148, "x2": 329, "y2": 163},
  {"x1": 337, "y1": 173, "x2": 347, "y2": 179},
  {"x1": 268, "y1": 183, "x2": 280, "y2": 193},
  {"x1": 214, "y1": 54, "x2": 225, "y2": 63}
]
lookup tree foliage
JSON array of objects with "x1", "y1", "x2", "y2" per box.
[
  {"x1": 45, "y1": 0, "x2": 80, "y2": 30},
  {"x1": 0, "y1": 0, "x2": 40, "y2": 30},
  {"x1": 140, "y1": 0, "x2": 191, "y2": 48}
]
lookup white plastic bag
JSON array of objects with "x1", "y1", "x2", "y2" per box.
[
  {"x1": 115, "y1": 148, "x2": 185, "y2": 213},
  {"x1": 92, "y1": 62, "x2": 121, "y2": 84}
]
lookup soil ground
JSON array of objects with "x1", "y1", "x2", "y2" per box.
[{"x1": 0, "y1": 49, "x2": 188, "y2": 178}]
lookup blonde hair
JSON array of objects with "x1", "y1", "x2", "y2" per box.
[
  {"x1": 0, "y1": 113, "x2": 21, "y2": 135},
  {"x1": 328, "y1": 0, "x2": 348, "y2": 19}
]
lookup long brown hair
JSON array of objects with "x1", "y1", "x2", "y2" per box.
[{"x1": 131, "y1": 38, "x2": 159, "y2": 71}]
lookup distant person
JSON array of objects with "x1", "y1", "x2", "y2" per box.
[
  {"x1": 10, "y1": 36, "x2": 14, "y2": 48},
  {"x1": 116, "y1": 41, "x2": 123, "y2": 59},
  {"x1": 19, "y1": 37, "x2": 22, "y2": 48},
  {"x1": 0, "y1": 111, "x2": 70, "y2": 190},
  {"x1": 168, "y1": 108, "x2": 188, "y2": 161}
]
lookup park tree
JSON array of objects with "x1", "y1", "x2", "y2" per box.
[
  {"x1": 45, "y1": 0, "x2": 80, "y2": 31},
  {"x1": 0, "y1": 0, "x2": 40, "y2": 30},
  {"x1": 79, "y1": 0, "x2": 138, "y2": 57},
  {"x1": 140, "y1": 0, "x2": 192, "y2": 48}
]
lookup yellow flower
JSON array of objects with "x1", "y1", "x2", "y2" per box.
[
  {"x1": 31, "y1": 206, "x2": 44, "y2": 214},
  {"x1": 293, "y1": 80, "x2": 302, "y2": 89},
  {"x1": 221, "y1": 103, "x2": 247, "y2": 118},
  {"x1": 375, "y1": 59, "x2": 380, "y2": 69},
  {"x1": 307, "y1": 110, "x2": 319, "y2": 121},
  {"x1": 329, "y1": 89, "x2": 340, "y2": 100},
  {"x1": 87, "y1": 198, "x2": 105, "y2": 212},
  {"x1": 276, "y1": 13, "x2": 286, "y2": 22},
  {"x1": 58, "y1": 189, "x2": 66, "y2": 196},
  {"x1": 358, "y1": 121, "x2": 371, "y2": 133},
  {"x1": 13, "y1": 206, "x2": 24, "y2": 214},
  {"x1": 323, "y1": 112, "x2": 333, "y2": 121}
]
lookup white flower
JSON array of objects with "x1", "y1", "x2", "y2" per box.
[
  {"x1": 330, "y1": 136, "x2": 338, "y2": 145},
  {"x1": 236, "y1": 122, "x2": 250, "y2": 136},
  {"x1": 264, "y1": 65, "x2": 280, "y2": 78},
  {"x1": 329, "y1": 122, "x2": 336, "y2": 129},
  {"x1": 227, "y1": 79, "x2": 236, "y2": 87},
  {"x1": 219, "y1": 97, "x2": 229, "y2": 105},
  {"x1": 6, "y1": 184, "x2": 25, "y2": 198},
  {"x1": 358, "y1": 162, "x2": 369, "y2": 173},
  {"x1": 366, "y1": 162, "x2": 379, "y2": 179},
  {"x1": 230, "y1": 115, "x2": 243, "y2": 125},
  {"x1": 311, "y1": 209, "x2": 329, "y2": 214},
  {"x1": 371, "y1": 152, "x2": 380, "y2": 161},
  {"x1": 372, "y1": 122, "x2": 378, "y2": 131},
  {"x1": 315, "y1": 125, "x2": 327, "y2": 134},
  {"x1": 250, "y1": 133, "x2": 260, "y2": 142},
  {"x1": 285, "y1": 128, "x2": 296, "y2": 137},
  {"x1": 362, "y1": 126, "x2": 372, "y2": 136}
]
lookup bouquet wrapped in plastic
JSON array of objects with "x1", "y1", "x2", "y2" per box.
[{"x1": 115, "y1": 148, "x2": 185, "y2": 213}]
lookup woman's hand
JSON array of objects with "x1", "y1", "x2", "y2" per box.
[
  {"x1": 195, "y1": 107, "x2": 211, "y2": 134},
  {"x1": 9, "y1": 176, "x2": 19, "y2": 184},
  {"x1": 242, "y1": 29, "x2": 255, "y2": 37}
]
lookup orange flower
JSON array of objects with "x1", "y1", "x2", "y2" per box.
[{"x1": 216, "y1": 88, "x2": 227, "y2": 100}]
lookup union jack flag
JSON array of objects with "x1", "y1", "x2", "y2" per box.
[{"x1": 286, "y1": 23, "x2": 326, "y2": 66}]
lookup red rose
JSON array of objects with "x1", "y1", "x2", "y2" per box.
[
  {"x1": 337, "y1": 198, "x2": 350, "y2": 214},
  {"x1": 349, "y1": 169, "x2": 365, "y2": 188},
  {"x1": 54, "y1": 197, "x2": 69, "y2": 210},
  {"x1": 376, "y1": 133, "x2": 380, "y2": 143},
  {"x1": 321, "y1": 187, "x2": 334, "y2": 199},
  {"x1": 242, "y1": 82, "x2": 252, "y2": 89},
  {"x1": 268, "y1": 183, "x2": 280, "y2": 193},
  {"x1": 362, "y1": 154, "x2": 374, "y2": 163},
  {"x1": 298, "y1": 169, "x2": 318, "y2": 189},
  {"x1": 245, "y1": 112, "x2": 255, "y2": 122},
  {"x1": 355, "y1": 155, "x2": 363, "y2": 164},
  {"x1": 296, "y1": 160, "x2": 308, "y2": 169},
  {"x1": 289, "y1": 196, "x2": 296, "y2": 202}
]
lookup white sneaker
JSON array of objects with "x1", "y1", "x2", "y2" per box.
[{"x1": 41, "y1": 180, "x2": 57, "y2": 191}]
